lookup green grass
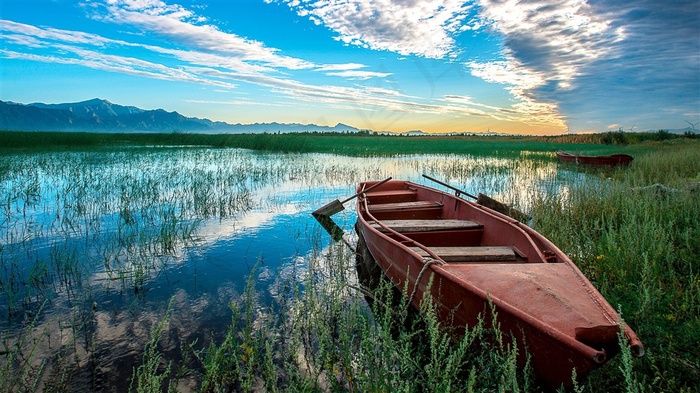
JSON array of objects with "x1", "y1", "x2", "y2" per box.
[
  {"x1": 177, "y1": 140, "x2": 697, "y2": 392},
  {"x1": 170, "y1": 248, "x2": 534, "y2": 393},
  {"x1": 2, "y1": 129, "x2": 694, "y2": 157},
  {"x1": 531, "y1": 141, "x2": 700, "y2": 392},
  {"x1": 2, "y1": 135, "x2": 698, "y2": 392},
  {"x1": 122, "y1": 140, "x2": 700, "y2": 392}
]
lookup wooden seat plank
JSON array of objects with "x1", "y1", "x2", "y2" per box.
[
  {"x1": 369, "y1": 219, "x2": 482, "y2": 233},
  {"x1": 364, "y1": 189, "x2": 418, "y2": 204},
  {"x1": 365, "y1": 190, "x2": 417, "y2": 198},
  {"x1": 410, "y1": 246, "x2": 516, "y2": 262},
  {"x1": 368, "y1": 200, "x2": 442, "y2": 212}
]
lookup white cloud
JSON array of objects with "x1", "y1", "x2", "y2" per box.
[
  {"x1": 459, "y1": 0, "x2": 628, "y2": 129},
  {"x1": 88, "y1": 0, "x2": 394, "y2": 81},
  {"x1": 184, "y1": 99, "x2": 284, "y2": 107},
  {"x1": 1, "y1": 17, "x2": 528, "y2": 127},
  {"x1": 21, "y1": 0, "x2": 685, "y2": 133},
  {"x1": 0, "y1": 19, "x2": 128, "y2": 47},
  {"x1": 470, "y1": 0, "x2": 700, "y2": 131},
  {"x1": 316, "y1": 63, "x2": 366, "y2": 72},
  {"x1": 467, "y1": 59, "x2": 564, "y2": 127},
  {"x1": 2, "y1": 48, "x2": 236, "y2": 89},
  {"x1": 442, "y1": 94, "x2": 476, "y2": 105},
  {"x1": 475, "y1": 0, "x2": 623, "y2": 89},
  {"x1": 324, "y1": 70, "x2": 392, "y2": 80},
  {"x1": 91, "y1": 0, "x2": 316, "y2": 70},
  {"x1": 268, "y1": 0, "x2": 582, "y2": 128},
  {"x1": 315, "y1": 63, "x2": 392, "y2": 79},
  {"x1": 0, "y1": 32, "x2": 44, "y2": 48},
  {"x1": 468, "y1": 60, "x2": 544, "y2": 92},
  {"x1": 1, "y1": 18, "x2": 410, "y2": 115},
  {"x1": 275, "y1": 0, "x2": 474, "y2": 58}
]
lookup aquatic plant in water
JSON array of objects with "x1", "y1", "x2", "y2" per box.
[{"x1": 0, "y1": 146, "x2": 572, "y2": 391}]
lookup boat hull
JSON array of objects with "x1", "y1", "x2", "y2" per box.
[
  {"x1": 556, "y1": 151, "x2": 633, "y2": 167},
  {"x1": 354, "y1": 180, "x2": 643, "y2": 389}
]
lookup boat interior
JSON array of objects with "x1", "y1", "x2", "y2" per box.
[
  {"x1": 357, "y1": 181, "x2": 642, "y2": 360},
  {"x1": 360, "y1": 183, "x2": 553, "y2": 264}
]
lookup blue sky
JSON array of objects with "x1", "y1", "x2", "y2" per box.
[{"x1": 1, "y1": 0, "x2": 698, "y2": 134}]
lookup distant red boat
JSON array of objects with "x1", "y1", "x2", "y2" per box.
[
  {"x1": 354, "y1": 179, "x2": 644, "y2": 389},
  {"x1": 556, "y1": 151, "x2": 633, "y2": 167}
]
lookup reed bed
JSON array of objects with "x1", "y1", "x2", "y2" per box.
[
  {"x1": 175, "y1": 140, "x2": 699, "y2": 392},
  {"x1": 0, "y1": 147, "x2": 560, "y2": 392},
  {"x1": 2, "y1": 138, "x2": 696, "y2": 391},
  {"x1": 531, "y1": 140, "x2": 700, "y2": 392},
  {"x1": 132, "y1": 243, "x2": 533, "y2": 392},
  {"x1": 0, "y1": 130, "x2": 663, "y2": 157}
]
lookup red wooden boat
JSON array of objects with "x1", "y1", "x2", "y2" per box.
[
  {"x1": 556, "y1": 151, "x2": 633, "y2": 167},
  {"x1": 354, "y1": 179, "x2": 644, "y2": 389}
]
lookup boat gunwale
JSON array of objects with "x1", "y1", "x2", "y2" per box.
[
  {"x1": 356, "y1": 180, "x2": 610, "y2": 362},
  {"x1": 356, "y1": 210, "x2": 609, "y2": 366},
  {"x1": 555, "y1": 151, "x2": 634, "y2": 166}
]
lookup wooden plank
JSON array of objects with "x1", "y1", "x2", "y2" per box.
[
  {"x1": 410, "y1": 246, "x2": 516, "y2": 262},
  {"x1": 368, "y1": 200, "x2": 442, "y2": 212},
  {"x1": 365, "y1": 190, "x2": 417, "y2": 198},
  {"x1": 369, "y1": 219, "x2": 482, "y2": 232},
  {"x1": 364, "y1": 189, "x2": 418, "y2": 203}
]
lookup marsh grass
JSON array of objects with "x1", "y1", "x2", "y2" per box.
[
  {"x1": 0, "y1": 130, "x2": 638, "y2": 157},
  {"x1": 532, "y1": 140, "x2": 700, "y2": 392},
  {"x1": 0, "y1": 149, "x2": 257, "y2": 315},
  {"x1": 2, "y1": 129, "x2": 693, "y2": 156},
  {"x1": 0, "y1": 301, "x2": 47, "y2": 392},
  {"x1": 2, "y1": 138, "x2": 697, "y2": 391},
  {"x1": 164, "y1": 139, "x2": 698, "y2": 392},
  {"x1": 180, "y1": 242, "x2": 532, "y2": 393},
  {"x1": 130, "y1": 298, "x2": 178, "y2": 393}
]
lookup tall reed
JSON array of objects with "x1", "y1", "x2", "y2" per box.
[
  {"x1": 3, "y1": 139, "x2": 696, "y2": 391},
  {"x1": 179, "y1": 239, "x2": 534, "y2": 392},
  {"x1": 531, "y1": 141, "x2": 700, "y2": 392}
]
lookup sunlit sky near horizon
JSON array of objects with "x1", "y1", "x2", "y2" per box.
[{"x1": 1, "y1": 0, "x2": 699, "y2": 135}]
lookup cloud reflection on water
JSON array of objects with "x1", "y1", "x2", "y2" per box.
[{"x1": 1, "y1": 147, "x2": 582, "y2": 391}]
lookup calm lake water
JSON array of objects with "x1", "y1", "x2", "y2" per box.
[{"x1": 0, "y1": 147, "x2": 577, "y2": 391}]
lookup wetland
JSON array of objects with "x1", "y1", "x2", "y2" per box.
[{"x1": 1, "y1": 133, "x2": 698, "y2": 392}]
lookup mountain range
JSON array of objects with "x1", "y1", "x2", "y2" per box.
[
  {"x1": 0, "y1": 98, "x2": 361, "y2": 134},
  {"x1": 1, "y1": 98, "x2": 695, "y2": 135}
]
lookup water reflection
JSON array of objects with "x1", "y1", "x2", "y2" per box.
[{"x1": 0, "y1": 147, "x2": 576, "y2": 391}]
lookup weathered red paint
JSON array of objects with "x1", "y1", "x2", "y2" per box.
[{"x1": 556, "y1": 151, "x2": 634, "y2": 167}]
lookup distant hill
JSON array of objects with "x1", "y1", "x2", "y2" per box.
[
  {"x1": 0, "y1": 98, "x2": 361, "y2": 134},
  {"x1": 2, "y1": 98, "x2": 692, "y2": 136}
]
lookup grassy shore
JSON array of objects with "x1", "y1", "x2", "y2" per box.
[
  {"x1": 531, "y1": 140, "x2": 700, "y2": 392},
  {"x1": 1, "y1": 129, "x2": 694, "y2": 156}
]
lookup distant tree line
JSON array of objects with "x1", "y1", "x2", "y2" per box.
[
  {"x1": 601, "y1": 129, "x2": 696, "y2": 145},
  {"x1": 0, "y1": 128, "x2": 695, "y2": 152}
]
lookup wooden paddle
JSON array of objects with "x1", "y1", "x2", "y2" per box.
[
  {"x1": 422, "y1": 174, "x2": 530, "y2": 222},
  {"x1": 422, "y1": 174, "x2": 477, "y2": 199},
  {"x1": 313, "y1": 177, "x2": 392, "y2": 217}
]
